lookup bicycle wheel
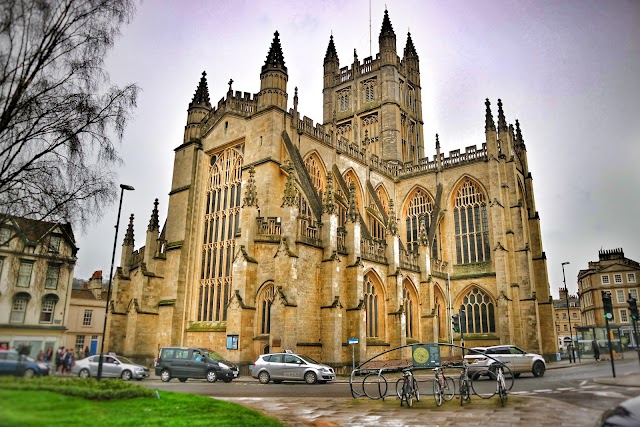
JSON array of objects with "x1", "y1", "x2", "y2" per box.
[
  {"x1": 491, "y1": 364, "x2": 515, "y2": 391},
  {"x1": 402, "y1": 381, "x2": 413, "y2": 407},
  {"x1": 412, "y1": 377, "x2": 420, "y2": 402},
  {"x1": 443, "y1": 376, "x2": 455, "y2": 401},
  {"x1": 395, "y1": 378, "x2": 403, "y2": 399},
  {"x1": 459, "y1": 377, "x2": 470, "y2": 406},
  {"x1": 471, "y1": 370, "x2": 497, "y2": 399},
  {"x1": 462, "y1": 377, "x2": 471, "y2": 403},
  {"x1": 433, "y1": 379, "x2": 443, "y2": 406},
  {"x1": 363, "y1": 373, "x2": 388, "y2": 400},
  {"x1": 499, "y1": 383, "x2": 507, "y2": 406}
]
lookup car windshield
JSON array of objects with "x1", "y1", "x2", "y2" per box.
[
  {"x1": 297, "y1": 354, "x2": 319, "y2": 364},
  {"x1": 204, "y1": 350, "x2": 225, "y2": 361},
  {"x1": 117, "y1": 356, "x2": 134, "y2": 364}
]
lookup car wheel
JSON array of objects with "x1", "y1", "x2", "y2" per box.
[
  {"x1": 304, "y1": 371, "x2": 317, "y2": 384},
  {"x1": 121, "y1": 370, "x2": 132, "y2": 381},
  {"x1": 79, "y1": 369, "x2": 90, "y2": 379},
  {"x1": 258, "y1": 371, "x2": 270, "y2": 384},
  {"x1": 206, "y1": 370, "x2": 218, "y2": 383},
  {"x1": 160, "y1": 369, "x2": 171, "y2": 382},
  {"x1": 23, "y1": 369, "x2": 35, "y2": 378},
  {"x1": 178, "y1": 378, "x2": 187, "y2": 383},
  {"x1": 532, "y1": 361, "x2": 545, "y2": 377}
]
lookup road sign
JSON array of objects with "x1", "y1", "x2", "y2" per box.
[{"x1": 348, "y1": 337, "x2": 359, "y2": 345}]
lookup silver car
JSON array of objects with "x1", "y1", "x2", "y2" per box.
[
  {"x1": 463, "y1": 345, "x2": 546, "y2": 377},
  {"x1": 71, "y1": 354, "x2": 149, "y2": 381},
  {"x1": 250, "y1": 350, "x2": 335, "y2": 384}
]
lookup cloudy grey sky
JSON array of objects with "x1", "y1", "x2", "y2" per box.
[{"x1": 75, "y1": 0, "x2": 640, "y2": 299}]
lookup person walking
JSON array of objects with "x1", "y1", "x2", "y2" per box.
[
  {"x1": 592, "y1": 338, "x2": 600, "y2": 361},
  {"x1": 56, "y1": 347, "x2": 65, "y2": 374}
]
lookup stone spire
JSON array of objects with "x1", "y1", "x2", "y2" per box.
[
  {"x1": 347, "y1": 182, "x2": 358, "y2": 223},
  {"x1": 282, "y1": 161, "x2": 297, "y2": 207},
  {"x1": 147, "y1": 199, "x2": 159, "y2": 232},
  {"x1": 380, "y1": 9, "x2": 395, "y2": 37},
  {"x1": 515, "y1": 119, "x2": 526, "y2": 149},
  {"x1": 189, "y1": 71, "x2": 211, "y2": 109},
  {"x1": 324, "y1": 34, "x2": 339, "y2": 64},
  {"x1": 262, "y1": 31, "x2": 287, "y2": 73},
  {"x1": 123, "y1": 214, "x2": 134, "y2": 246},
  {"x1": 497, "y1": 99, "x2": 508, "y2": 132},
  {"x1": 322, "y1": 174, "x2": 336, "y2": 215},
  {"x1": 484, "y1": 98, "x2": 496, "y2": 132},
  {"x1": 378, "y1": 9, "x2": 397, "y2": 65},
  {"x1": 243, "y1": 166, "x2": 258, "y2": 207},
  {"x1": 386, "y1": 199, "x2": 398, "y2": 236},
  {"x1": 403, "y1": 31, "x2": 418, "y2": 59}
]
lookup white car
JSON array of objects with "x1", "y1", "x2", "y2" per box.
[
  {"x1": 464, "y1": 345, "x2": 546, "y2": 378},
  {"x1": 250, "y1": 350, "x2": 335, "y2": 384},
  {"x1": 71, "y1": 354, "x2": 149, "y2": 380}
]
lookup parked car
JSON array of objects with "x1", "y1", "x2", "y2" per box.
[
  {"x1": 250, "y1": 350, "x2": 335, "y2": 384},
  {"x1": 463, "y1": 345, "x2": 546, "y2": 377},
  {"x1": 0, "y1": 349, "x2": 50, "y2": 377},
  {"x1": 596, "y1": 394, "x2": 640, "y2": 426},
  {"x1": 71, "y1": 354, "x2": 149, "y2": 380},
  {"x1": 154, "y1": 347, "x2": 239, "y2": 383}
]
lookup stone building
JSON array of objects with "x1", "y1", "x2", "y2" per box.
[
  {"x1": 0, "y1": 216, "x2": 77, "y2": 358},
  {"x1": 107, "y1": 10, "x2": 557, "y2": 368},
  {"x1": 65, "y1": 271, "x2": 107, "y2": 357},
  {"x1": 554, "y1": 289, "x2": 580, "y2": 352}
]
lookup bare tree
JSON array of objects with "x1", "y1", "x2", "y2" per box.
[{"x1": 0, "y1": 0, "x2": 139, "y2": 230}]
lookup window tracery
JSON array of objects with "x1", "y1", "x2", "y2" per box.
[{"x1": 454, "y1": 179, "x2": 490, "y2": 264}]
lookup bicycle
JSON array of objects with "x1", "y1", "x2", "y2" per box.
[
  {"x1": 432, "y1": 365, "x2": 455, "y2": 406},
  {"x1": 470, "y1": 360, "x2": 515, "y2": 399},
  {"x1": 395, "y1": 367, "x2": 419, "y2": 407},
  {"x1": 458, "y1": 360, "x2": 471, "y2": 406},
  {"x1": 494, "y1": 361, "x2": 508, "y2": 406}
]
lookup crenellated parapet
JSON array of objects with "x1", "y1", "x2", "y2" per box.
[{"x1": 200, "y1": 91, "x2": 259, "y2": 136}]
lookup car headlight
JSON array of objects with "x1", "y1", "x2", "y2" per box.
[
  {"x1": 320, "y1": 367, "x2": 329, "y2": 373},
  {"x1": 218, "y1": 362, "x2": 229, "y2": 369},
  {"x1": 38, "y1": 363, "x2": 49, "y2": 370},
  {"x1": 135, "y1": 368, "x2": 144, "y2": 372}
]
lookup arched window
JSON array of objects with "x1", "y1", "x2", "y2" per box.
[
  {"x1": 11, "y1": 292, "x2": 31, "y2": 323},
  {"x1": 369, "y1": 216, "x2": 385, "y2": 240},
  {"x1": 405, "y1": 189, "x2": 437, "y2": 257},
  {"x1": 303, "y1": 154, "x2": 325, "y2": 196},
  {"x1": 403, "y1": 281, "x2": 416, "y2": 338},
  {"x1": 258, "y1": 284, "x2": 275, "y2": 335},
  {"x1": 198, "y1": 144, "x2": 244, "y2": 322},
  {"x1": 454, "y1": 179, "x2": 490, "y2": 264},
  {"x1": 363, "y1": 276, "x2": 379, "y2": 337},
  {"x1": 459, "y1": 287, "x2": 495, "y2": 333},
  {"x1": 40, "y1": 294, "x2": 59, "y2": 323}
]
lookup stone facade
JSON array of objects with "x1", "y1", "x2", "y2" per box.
[
  {"x1": 0, "y1": 216, "x2": 77, "y2": 358},
  {"x1": 107, "y1": 10, "x2": 557, "y2": 369},
  {"x1": 65, "y1": 271, "x2": 107, "y2": 357}
]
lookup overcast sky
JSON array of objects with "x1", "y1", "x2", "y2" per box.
[{"x1": 74, "y1": 0, "x2": 640, "y2": 299}]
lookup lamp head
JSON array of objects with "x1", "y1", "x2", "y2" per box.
[
  {"x1": 562, "y1": 262, "x2": 570, "y2": 266},
  {"x1": 120, "y1": 184, "x2": 135, "y2": 191}
]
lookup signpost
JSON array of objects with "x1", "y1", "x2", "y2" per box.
[{"x1": 349, "y1": 337, "x2": 358, "y2": 373}]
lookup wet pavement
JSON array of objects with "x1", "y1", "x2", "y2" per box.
[{"x1": 219, "y1": 356, "x2": 640, "y2": 427}]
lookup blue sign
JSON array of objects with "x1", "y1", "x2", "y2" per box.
[{"x1": 348, "y1": 337, "x2": 359, "y2": 345}]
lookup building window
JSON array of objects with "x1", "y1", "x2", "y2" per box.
[
  {"x1": 617, "y1": 290, "x2": 625, "y2": 303},
  {"x1": 0, "y1": 227, "x2": 10, "y2": 246},
  {"x1": 405, "y1": 189, "x2": 437, "y2": 256},
  {"x1": 39, "y1": 299, "x2": 56, "y2": 323},
  {"x1": 198, "y1": 144, "x2": 243, "y2": 322},
  {"x1": 555, "y1": 313, "x2": 559, "y2": 320},
  {"x1": 258, "y1": 284, "x2": 274, "y2": 335},
  {"x1": 17, "y1": 261, "x2": 34, "y2": 288},
  {"x1": 628, "y1": 273, "x2": 636, "y2": 283},
  {"x1": 620, "y1": 309, "x2": 629, "y2": 323},
  {"x1": 460, "y1": 287, "x2": 496, "y2": 333},
  {"x1": 402, "y1": 282, "x2": 416, "y2": 338},
  {"x1": 601, "y1": 275, "x2": 610, "y2": 285},
  {"x1": 630, "y1": 289, "x2": 638, "y2": 300},
  {"x1": 364, "y1": 276, "x2": 379, "y2": 337},
  {"x1": 83, "y1": 310, "x2": 93, "y2": 326},
  {"x1": 556, "y1": 325, "x2": 560, "y2": 332},
  {"x1": 573, "y1": 312, "x2": 578, "y2": 319},
  {"x1": 75, "y1": 335, "x2": 85, "y2": 350},
  {"x1": 338, "y1": 90, "x2": 350, "y2": 112},
  {"x1": 454, "y1": 180, "x2": 490, "y2": 264},
  {"x1": 303, "y1": 154, "x2": 326, "y2": 195},
  {"x1": 45, "y1": 265, "x2": 60, "y2": 289},
  {"x1": 48, "y1": 236, "x2": 61, "y2": 253},
  {"x1": 10, "y1": 293, "x2": 30, "y2": 323},
  {"x1": 562, "y1": 312, "x2": 567, "y2": 319},
  {"x1": 363, "y1": 79, "x2": 376, "y2": 103},
  {"x1": 614, "y1": 274, "x2": 623, "y2": 284},
  {"x1": 564, "y1": 325, "x2": 568, "y2": 331}
]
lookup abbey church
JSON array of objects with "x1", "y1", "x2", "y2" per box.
[{"x1": 106, "y1": 10, "x2": 558, "y2": 368}]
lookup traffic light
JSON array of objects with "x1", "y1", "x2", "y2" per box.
[
  {"x1": 452, "y1": 314, "x2": 460, "y2": 332},
  {"x1": 628, "y1": 295, "x2": 639, "y2": 320},
  {"x1": 602, "y1": 290, "x2": 614, "y2": 321}
]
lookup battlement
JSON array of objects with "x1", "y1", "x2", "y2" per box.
[
  {"x1": 327, "y1": 52, "x2": 418, "y2": 88},
  {"x1": 201, "y1": 90, "x2": 259, "y2": 134},
  {"x1": 599, "y1": 248, "x2": 624, "y2": 260}
]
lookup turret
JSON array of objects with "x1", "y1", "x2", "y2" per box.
[
  {"x1": 184, "y1": 71, "x2": 211, "y2": 143},
  {"x1": 120, "y1": 214, "x2": 134, "y2": 276},
  {"x1": 323, "y1": 35, "x2": 339, "y2": 89},
  {"x1": 258, "y1": 31, "x2": 288, "y2": 111},
  {"x1": 144, "y1": 199, "x2": 160, "y2": 266},
  {"x1": 497, "y1": 99, "x2": 513, "y2": 157},
  {"x1": 402, "y1": 32, "x2": 420, "y2": 85},
  {"x1": 378, "y1": 9, "x2": 397, "y2": 66},
  {"x1": 484, "y1": 98, "x2": 498, "y2": 158}
]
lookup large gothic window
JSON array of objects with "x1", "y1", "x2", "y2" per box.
[
  {"x1": 303, "y1": 154, "x2": 325, "y2": 196},
  {"x1": 405, "y1": 189, "x2": 437, "y2": 257},
  {"x1": 364, "y1": 276, "x2": 379, "y2": 337},
  {"x1": 198, "y1": 144, "x2": 244, "y2": 322},
  {"x1": 258, "y1": 284, "x2": 275, "y2": 335},
  {"x1": 403, "y1": 281, "x2": 416, "y2": 338},
  {"x1": 454, "y1": 179, "x2": 490, "y2": 264},
  {"x1": 459, "y1": 287, "x2": 495, "y2": 334}
]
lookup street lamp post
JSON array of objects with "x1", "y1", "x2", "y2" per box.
[
  {"x1": 562, "y1": 261, "x2": 573, "y2": 363},
  {"x1": 97, "y1": 184, "x2": 134, "y2": 381}
]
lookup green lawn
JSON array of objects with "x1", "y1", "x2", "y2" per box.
[{"x1": 0, "y1": 378, "x2": 283, "y2": 427}]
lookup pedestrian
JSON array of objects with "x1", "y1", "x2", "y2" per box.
[
  {"x1": 84, "y1": 346, "x2": 90, "y2": 357},
  {"x1": 56, "y1": 347, "x2": 65, "y2": 374},
  {"x1": 62, "y1": 348, "x2": 74, "y2": 374},
  {"x1": 592, "y1": 338, "x2": 600, "y2": 361},
  {"x1": 37, "y1": 350, "x2": 44, "y2": 362},
  {"x1": 45, "y1": 347, "x2": 53, "y2": 363}
]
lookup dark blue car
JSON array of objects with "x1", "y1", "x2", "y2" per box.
[{"x1": 0, "y1": 349, "x2": 50, "y2": 377}]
